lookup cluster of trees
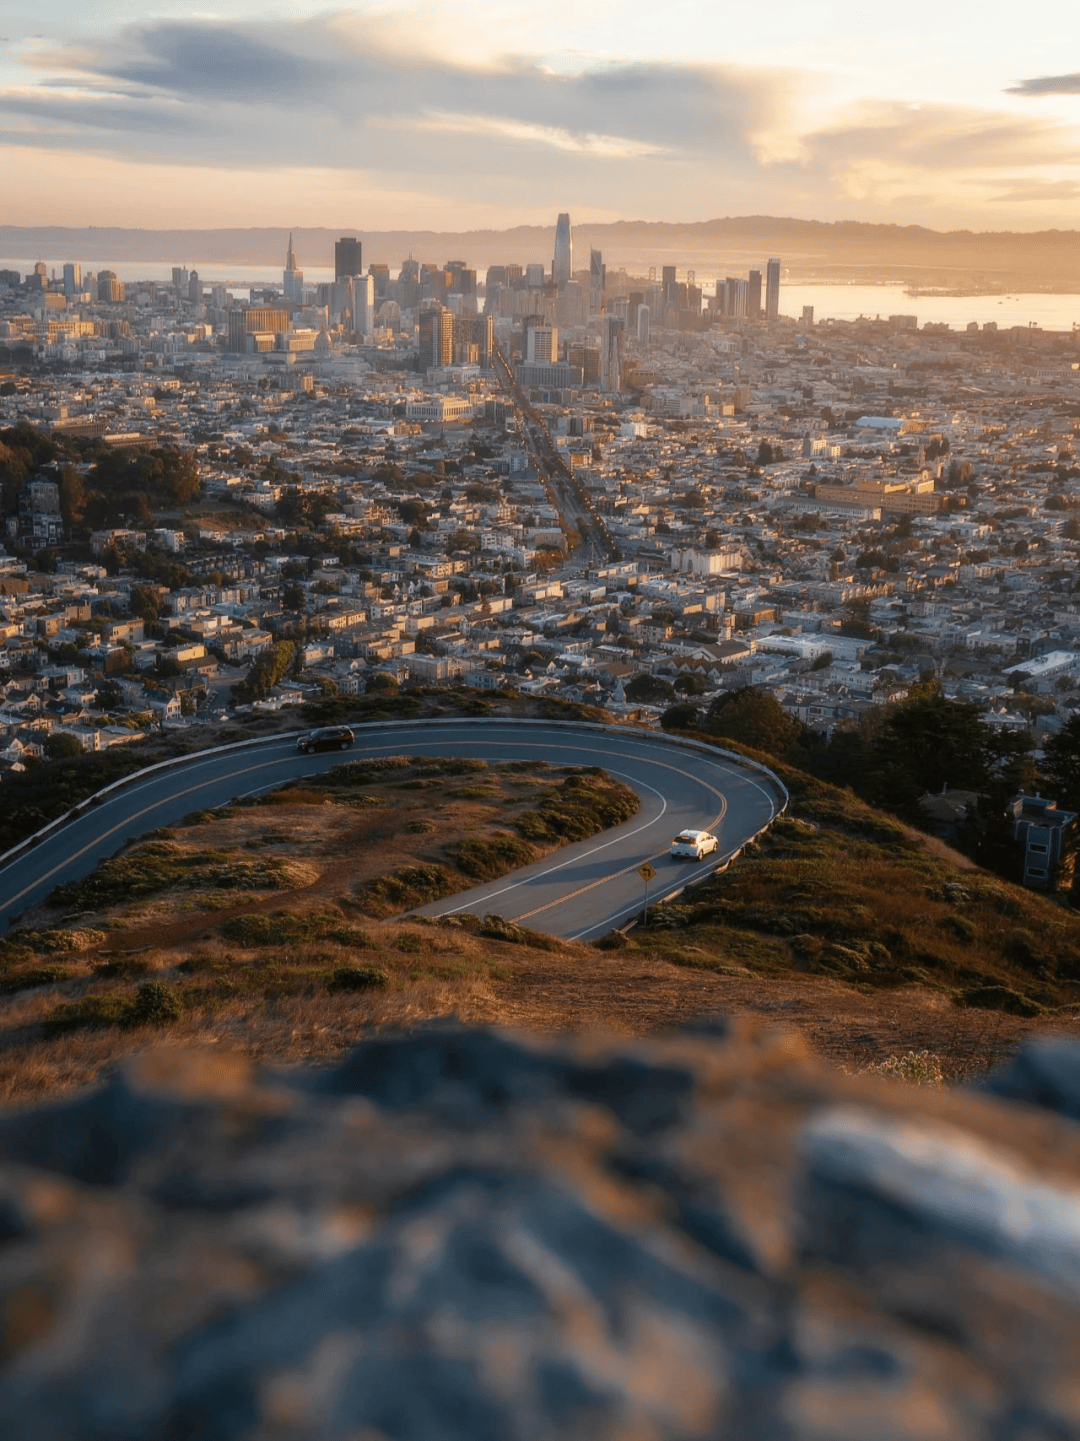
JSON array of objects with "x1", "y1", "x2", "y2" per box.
[
  {"x1": 233, "y1": 641, "x2": 295, "y2": 705},
  {"x1": 660, "y1": 683, "x2": 1079, "y2": 885},
  {"x1": 0, "y1": 424, "x2": 201, "y2": 535}
]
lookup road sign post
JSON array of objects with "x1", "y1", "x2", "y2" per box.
[{"x1": 637, "y1": 861, "x2": 657, "y2": 924}]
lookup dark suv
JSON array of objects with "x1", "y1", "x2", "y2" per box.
[{"x1": 296, "y1": 726, "x2": 355, "y2": 755}]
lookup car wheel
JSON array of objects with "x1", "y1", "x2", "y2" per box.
[
  {"x1": 340, "y1": 741, "x2": 349, "y2": 749},
  {"x1": 305, "y1": 745, "x2": 315, "y2": 754}
]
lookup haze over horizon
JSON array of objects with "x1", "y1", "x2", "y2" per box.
[{"x1": 2, "y1": 1, "x2": 1080, "y2": 234}]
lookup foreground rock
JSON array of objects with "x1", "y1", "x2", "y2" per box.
[{"x1": 1, "y1": 1020, "x2": 1080, "y2": 1439}]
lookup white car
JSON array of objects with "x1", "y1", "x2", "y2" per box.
[{"x1": 669, "y1": 829, "x2": 719, "y2": 860}]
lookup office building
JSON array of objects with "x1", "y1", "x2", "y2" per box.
[
  {"x1": 172, "y1": 267, "x2": 189, "y2": 292},
  {"x1": 748, "y1": 269, "x2": 762, "y2": 318},
  {"x1": 62, "y1": 263, "x2": 81, "y2": 299},
  {"x1": 418, "y1": 305, "x2": 454, "y2": 368},
  {"x1": 600, "y1": 314, "x2": 623, "y2": 394},
  {"x1": 525, "y1": 325, "x2": 558, "y2": 364},
  {"x1": 766, "y1": 258, "x2": 781, "y2": 321},
  {"x1": 352, "y1": 273, "x2": 375, "y2": 337},
  {"x1": 453, "y1": 313, "x2": 494, "y2": 366},
  {"x1": 716, "y1": 277, "x2": 748, "y2": 318},
  {"x1": 369, "y1": 263, "x2": 390, "y2": 303},
  {"x1": 335, "y1": 236, "x2": 362, "y2": 280},
  {"x1": 283, "y1": 235, "x2": 304, "y2": 305},
  {"x1": 444, "y1": 261, "x2": 477, "y2": 296},
  {"x1": 552, "y1": 213, "x2": 573, "y2": 288},
  {"x1": 636, "y1": 304, "x2": 650, "y2": 348},
  {"x1": 227, "y1": 307, "x2": 289, "y2": 353},
  {"x1": 97, "y1": 270, "x2": 125, "y2": 303},
  {"x1": 589, "y1": 249, "x2": 604, "y2": 314}
]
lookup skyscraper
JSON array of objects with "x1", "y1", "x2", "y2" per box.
[
  {"x1": 589, "y1": 248, "x2": 604, "y2": 315},
  {"x1": 62, "y1": 263, "x2": 80, "y2": 299},
  {"x1": 418, "y1": 305, "x2": 454, "y2": 368},
  {"x1": 552, "y1": 213, "x2": 573, "y2": 288},
  {"x1": 352, "y1": 273, "x2": 375, "y2": 337},
  {"x1": 765, "y1": 258, "x2": 781, "y2": 321},
  {"x1": 335, "y1": 236, "x2": 362, "y2": 280},
  {"x1": 525, "y1": 325, "x2": 558, "y2": 364},
  {"x1": 636, "y1": 304, "x2": 650, "y2": 349},
  {"x1": 747, "y1": 270, "x2": 762, "y2": 318},
  {"x1": 600, "y1": 315, "x2": 623, "y2": 394},
  {"x1": 284, "y1": 234, "x2": 304, "y2": 305}
]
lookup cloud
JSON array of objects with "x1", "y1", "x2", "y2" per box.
[
  {"x1": 992, "y1": 178, "x2": 1080, "y2": 202},
  {"x1": 3, "y1": 11, "x2": 1080, "y2": 227},
  {"x1": 1007, "y1": 73, "x2": 1080, "y2": 97},
  {"x1": 0, "y1": 15, "x2": 781, "y2": 208}
]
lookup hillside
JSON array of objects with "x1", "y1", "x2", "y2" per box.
[
  {"x1": 0, "y1": 734, "x2": 1076, "y2": 1106},
  {"x1": 4, "y1": 217, "x2": 1080, "y2": 287}
]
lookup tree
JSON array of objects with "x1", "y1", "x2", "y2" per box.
[
  {"x1": 1042, "y1": 716, "x2": 1080, "y2": 816},
  {"x1": 703, "y1": 687, "x2": 801, "y2": 757},
  {"x1": 233, "y1": 641, "x2": 295, "y2": 705},
  {"x1": 865, "y1": 686, "x2": 995, "y2": 818},
  {"x1": 661, "y1": 702, "x2": 701, "y2": 731},
  {"x1": 129, "y1": 584, "x2": 161, "y2": 625},
  {"x1": 282, "y1": 582, "x2": 306, "y2": 612},
  {"x1": 624, "y1": 674, "x2": 676, "y2": 704},
  {"x1": 58, "y1": 463, "x2": 85, "y2": 525},
  {"x1": 44, "y1": 732, "x2": 84, "y2": 761},
  {"x1": 94, "y1": 680, "x2": 123, "y2": 712}
]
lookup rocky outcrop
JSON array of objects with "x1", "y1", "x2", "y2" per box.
[{"x1": 1, "y1": 1020, "x2": 1079, "y2": 1439}]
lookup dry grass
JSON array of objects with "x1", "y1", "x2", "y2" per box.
[
  {"x1": 2, "y1": 750, "x2": 1079, "y2": 1108},
  {"x1": 2, "y1": 916, "x2": 1074, "y2": 1107}
]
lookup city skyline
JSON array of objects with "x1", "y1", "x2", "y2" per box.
[{"x1": 1, "y1": 1, "x2": 1079, "y2": 231}]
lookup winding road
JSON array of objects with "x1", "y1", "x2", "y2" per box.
[{"x1": 0, "y1": 720, "x2": 786, "y2": 941}]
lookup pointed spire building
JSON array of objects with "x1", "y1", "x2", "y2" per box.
[{"x1": 283, "y1": 233, "x2": 304, "y2": 305}]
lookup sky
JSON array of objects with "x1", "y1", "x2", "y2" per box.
[{"x1": 2, "y1": 0, "x2": 1080, "y2": 232}]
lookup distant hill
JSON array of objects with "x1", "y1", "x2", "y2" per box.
[{"x1": 3, "y1": 217, "x2": 1079, "y2": 286}]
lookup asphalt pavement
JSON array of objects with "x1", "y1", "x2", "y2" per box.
[{"x1": 0, "y1": 721, "x2": 785, "y2": 939}]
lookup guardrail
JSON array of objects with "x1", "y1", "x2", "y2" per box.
[
  {"x1": 0, "y1": 718, "x2": 790, "y2": 910},
  {"x1": 0, "y1": 729, "x2": 310, "y2": 874}
]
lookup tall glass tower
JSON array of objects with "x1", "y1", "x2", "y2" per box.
[
  {"x1": 765, "y1": 258, "x2": 781, "y2": 321},
  {"x1": 552, "y1": 213, "x2": 573, "y2": 288}
]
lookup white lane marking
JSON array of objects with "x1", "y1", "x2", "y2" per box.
[
  {"x1": 0, "y1": 725, "x2": 763, "y2": 930},
  {"x1": 0, "y1": 754, "x2": 295, "y2": 915}
]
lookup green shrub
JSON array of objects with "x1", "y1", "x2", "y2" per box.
[
  {"x1": 327, "y1": 964, "x2": 389, "y2": 992},
  {"x1": 938, "y1": 914, "x2": 976, "y2": 943},
  {"x1": 42, "y1": 994, "x2": 134, "y2": 1035},
  {"x1": 220, "y1": 912, "x2": 335, "y2": 946},
  {"x1": 515, "y1": 770, "x2": 637, "y2": 845},
  {"x1": 326, "y1": 926, "x2": 377, "y2": 950},
  {"x1": 94, "y1": 957, "x2": 154, "y2": 979},
  {"x1": 960, "y1": 984, "x2": 1044, "y2": 1017},
  {"x1": 132, "y1": 980, "x2": 184, "y2": 1024},
  {"x1": 357, "y1": 864, "x2": 457, "y2": 917},
  {"x1": 1, "y1": 965, "x2": 73, "y2": 994},
  {"x1": 444, "y1": 834, "x2": 536, "y2": 881},
  {"x1": 477, "y1": 914, "x2": 561, "y2": 951},
  {"x1": 593, "y1": 930, "x2": 630, "y2": 951}
]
